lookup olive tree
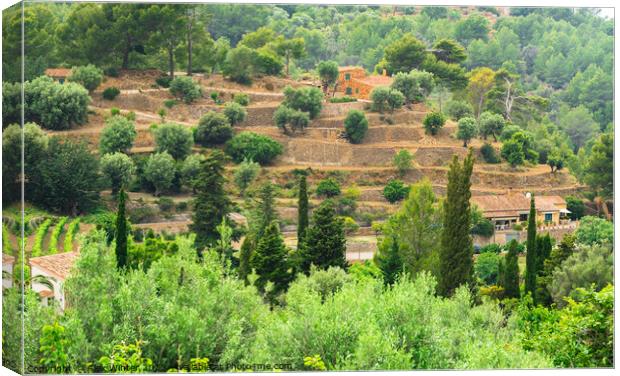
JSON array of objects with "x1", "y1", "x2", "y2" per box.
[
  {"x1": 144, "y1": 152, "x2": 176, "y2": 196},
  {"x1": 101, "y1": 152, "x2": 136, "y2": 195},
  {"x1": 153, "y1": 122, "x2": 194, "y2": 160},
  {"x1": 99, "y1": 116, "x2": 137, "y2": 155}
]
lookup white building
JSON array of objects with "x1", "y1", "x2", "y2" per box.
[
  {"x1": 29, "y1": 252, "x2": 79, "y2": 310},
  {"x1": 2, "y1": 253, "x2": 15, "y2": 289}
]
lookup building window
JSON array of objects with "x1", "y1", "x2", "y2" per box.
[
  {"x1": 345, "y1": 73, "x2": 350, "y2": 81},
  {"x1": 544, "y1": 213, "x2": 553, "y2": 222},
  {"x1": 346, "y1": 87, "x2": 352, "y2": 95},
  {"x1": 355, "y1": 88, "x2": 359, "y2": 94},
  {"x1": 519, "y1": 213, "x2": 528, "y2": 222}
]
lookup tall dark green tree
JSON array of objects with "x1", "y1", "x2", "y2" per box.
[
  {"x1": 536, "y1": 234, "x2": 576, "y2": 306},
  {"x1": 255, "y1": 183, "x2": 277, "y2": 239},
  {"x1": 190, "y1": 150, "x2": 232, "y2": 253},
  {"x1": 375, "y1": 235, "x2": 403, "y2": 285},
  {"x1": 503, "y1": 239, "x2": 520, "y2": 299},
  {"x1": 299, "y1": 200, "x2": 347, "y2": 273},
  {"x1": 250, "y1": 221, "x2": 291, "y2": 301},
  {"x1": 297, "y1": 174, "x2": 309, "y2": 248},
  {"x1": 524, "y1": 194, "x2": 538, "y2": 301},
  {"x1": 438, "y1": 149, "x2": 475, "y2": 297},
  {"x1": 115, "y1": 189, "x2": 128, "y2": 269},
  {"x1": 535, "y1": 233, "x2": 552, "y2": 275},
  {"x1": 237, "y1": 235, "x2": 253, "y2": 284}
]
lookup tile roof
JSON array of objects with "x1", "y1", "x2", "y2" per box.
[
  {"x1": 339, "y1": 66, "x2": 365, "y2": 72},
  {"x1": 38, "y1": 290, "x2": 55, "y2": 298},
  {"x1": 353, "y1": 75, "x2": 393, "y2": 87},
  {"x1": 2, "y1": 253, "x2": 15, "y2": 264},
  {"x1": 44, "y1": 68, "x2": 71, "y2": 77},
  {"x1": 471, "y1": 194, "x2": 566, "y2": 216},
  {"x1": 29, "y1": 252, "x2": 79, "y2": 281}
]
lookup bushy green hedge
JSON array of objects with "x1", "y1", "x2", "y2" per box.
[
  {"x1": 68, "y1": 64, "x2": 103, "y2": 92},
  {"x1": 225, "y1": 132, "x2": 283, "y2": 165},
  {"x1": 102, "y1": 87, "x2": 120, "y2": 100},
  {"x1": 169, "y1": 76, "x2": 202, "y2": 103}
]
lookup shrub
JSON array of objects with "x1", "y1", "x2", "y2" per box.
[
  {"x1": 195, "y1": 111, "x2": 233, "y2": 145},
  {"x1": 383, "y1": 179, "x2": 410, "y2": 203},
  {"x1": 501, "y1": 139, "x2": 525, "y2": 167},
  {"x1": 391, "y1": 70, "x2": 434, "y2": 103},
  {"x1": 478, "y1": 111, "x2": 505, "y2": 141},
  {"x1": 282, "y1": 85, "x2": 324, "y2": 119},
  {"x1": 155, "y1": 75, "x2": 173, "y2": 88},
  {"x1": 223, "y1": 102, "x2": 247, "y2": 125},
  {"x1": 445, "y1": 100, "x2": 473, "y2": 121},
  {"x1": 225, "y1": 132, "x2": 283, "y2": 165},
  {"x1": 316, "y1": 178, "x2": 341, "y2": 197},
  {"x1": 423, "y1": 112, "x2": 446, "y2": 135},
  {"x1": 371, "y1": 87, "x2": 404, "y2": 113},
  {"x1": 101, "y1": 152, "x2": 136, "y2": 194},
  {"x1": 104, "y1": 67, "x2": 119, "y2": 77},
  {"x1": 273, "y1": 105, "x2": 310, "y2": 134},
  {"x1": 223, "y1": 45, "x2": 256, "y2": 84},
  {"x1": 565, "y1": 196, "x2": 585, "y2": 220},
  {"x1": 479, "y1": 243, "x2": 502, "y2": 254},
  {"x1": 471, "y1": 218, "x2": 494, "y2": 237},
  {"x1": 234, "y1": 157, "x2": 261, "y2": 195},
  {"x1": 344, "y1": 110, "x2": 368, "y2": 144},
  {"x1": 474, "y1": 252, "x2": 500, "y2": 285},
  {"x1": 99, "y1": 115, "x2": 137, "y2": 154},
  {"x1": 157, "y1": 197, "x2": 175, "y2": 212},
  {"x1": 233, "y1": 93, "x2": 250, "y2": 106},
  {"x1": 393, "y1": 150, "x2": 413, "y2": 176},
  {"x1": 169, "y1": 76, "x2": 202, "y2": 103},
  {"x1": 456, "y1": 117, "x2": 478, "y2": 147},
  {"x1": 24, "y1": 76, "x2": 90, "y2": 130},
  {"x1": 480, "y1": 143, "x2": 500, "y2": 164},
  {"x1": 153, "y1": 123, "x2": 194, "y2": 160},
  {"x1": 180, "y1": 154, "x2": 205, "y2": 190},
  {"x1": 102, "y1": 87, "x2": 120, "y2": 100},
  {"x1": 329, "y1": 96, "x2": 357, "y2": 103},
  {"x1": 342, "y1": 216, "x2": 360, "y2": 235},
  {"x1": 144, "y1": 152, "x2": 176, "y2": 196},
  {"x1": 163, "y1": 99, "x2": 177, "y2": 108},
  {"x1": 67, "y1": 64, "x2": 103, "y2": 92},
  {"x1": 253, "y1": 49, "x2": 284, "y2": 76}
]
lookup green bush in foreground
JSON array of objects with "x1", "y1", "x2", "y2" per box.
[{"x1": 225, "y1": 132, "x2": 283, "y2": 165}]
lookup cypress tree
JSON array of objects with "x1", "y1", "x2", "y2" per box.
[
  {"x1": 250, "y1": 221, "x2": 291, "y2": 301},
  {"x1": 300, "y1": 200, "x2": 347, "y2": 273},
  {"x1": 256, "y1": 182, "x2": 277, "y2": 239},
  {"x1": 115, "y1": 189, "x2": 128, "y2": 270},
  {"x1": 524, "y1": 194, "x2": 537, "y2": 301},
  {"x1": 375, "y1": 235, "x2": 403, "y2": 285},
  {"x1": 238, "y1": 234, "x2": 254, "y2": 284},
  {"x1": 297, "y1": 174, "x2": 309, "y2": 248},
  {"x1": 503, "y1": 239, "x2": 520, "y2": 299},
  {"x1": 190, "y1": 150, "x2": 232, "y2": 254},
  {"x1": 438, "y1": 150, "x2": 475, "y2": 297},
  {"x1": 537, "y1": 234, "x2": 575, "y2": 305}
]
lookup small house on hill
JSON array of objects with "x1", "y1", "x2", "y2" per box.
[
  {"x1": 2, "y1": 253, "x2": 15, "y2": 289},
  {"x1": 471, "y1": 193, "x2": 570, "y2": 230},
  {"x1": 29, "y1": 251, "x2": 79, "y2": 310},
  {"x1": 44, "y1": 68, "x2": 71, "y2": 83},
  {"x1": 337, "y1": 66, "x2": 393, "y2": 100}
]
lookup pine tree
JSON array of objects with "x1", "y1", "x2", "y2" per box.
[
  {"x1": 255, "y1": 182, "x2": 277, "y2": 240},
  {"x1": 190, "y1": 150, "x2": 232, "y2": 254},
  {"x1": 250, "y1": 221, "x2": 291, "y2": 301},
  {"x1": 503, "y1": 239, "x2": 520, "y2": 299},
  {"x1": 524, "y1": 194, "x2": 537, "y2": 301},
  {"x1": 300, "y1": 200, "x2": 347, "y2": 273},
  {"x1": 297, "y1": 174, "x2": 309, "y2": 248},
  {"x1": 238, "y1": 235, "x2": 254, "y2": 284},
  {"x1": 438, "y1": 149, "x2": 475, "y2": 297},
  {"x1": 375, "y1": 235, "x2": 403, "y2": 285},
  {"x1": 115, "y1": 189, "x2": 128, "y2": 270}
]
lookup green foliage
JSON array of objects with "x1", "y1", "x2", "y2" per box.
[
  {"x1": 375, "y1": 235, "x2": 403, "y2": 285},
  {"x1": 392, "y1": 149, "x2": 413, "y2": 177},
  {"x1": 222, "y1": 45, "x2": 257, "y2": 84},
  {"x1": 180, "y1": 153, "x2": 205, "y2": 191},
  {"x1": 304, "y1": 355, "x2": 327, "y2": 371},
  {"x1": 438, "y1": 151, "x2": 474, "y2": 297},
  {"x1": 479, "y1": 243, "x2": 501, "y2": 254},
  {"x1": 273, "y1": 105, "x2": 310, "y2": 134},
  {"x1": 101, "y1": 152, "x2": 135, "y2": 195},
  {"x1": 329, "y1": 96, "x2": 357, "y2": 103},
  {"x1": 503, "y1": 239, "x2": 521, "y2": 299},
  {"x1": 584, "y1": 132, "x2": 613, "y2": 198},
  {"x1": 316, "y1": 178, "x2": 341, "y2": 198},
  {"x1": 525, "y1": 196, "x2": 537, "y2": 300},
  {"x1": 24, "y1": 76, "x2": 90, "y2": 130},
  {"x1": 99, "y1": 340, "x2": 153, "y2": 373},
  {"x1": 144, "y1": 152, "x2": 176, "y2": 196},
  {"x1": 225, "y1": 132, "x2": 283, "y2": 165},
  {"x1": 556, "y1": 105, "x2": 599, "y2": 151},
  {"x1": 282, "y1": 85, "x2": 323, "y2": 119},
  {"x1": 233, "y1": 158, "x2": 260, "y2": 195},
  {"x1": 251, "y1": 221, "x2": 291, "y2": 301},
  {"x1": 299, "y1": 200, "x2": 347, "y2": 273},
  {"x1": 343, "y1": 109, "x2": 368, "y2": 144},
  {"x1": 163, "y1": 99, "x2": 177, "y2": 108},
  {"x1": 99, "y1": 115, "x2": 137, "y2": 155},
  {"x1": 155, "y1": 75, "x2": 173, "y2": 88},
  {"x1": 63, "y1": 218, "x2": 80, "y2": 252},
  {"x1": 480, "y1": 143, "x2": 500, "y2": 164},
  {"x1": 474, "y1": 252, "x2": 500, "y2": 285},
  {"x1": 390, "y1": 70, "x2": 435, "y2": 103},
  {"x1": 223, "y1": 101, "x2": 248, "y2": 125},
  {"x1": 153, "y1": 122, "x2": 194, "y2": 160},
  {"x1": 478, "y1": 111, "x2": 505, "y2": 141},
  {"x1": 297, "y1": 174, "x2": 309, "y2": 248},
  {"x1": 190, "y1": 150, "x2": 233, "y2": 250},
  {"x1": 384, "y1": 33, "x2": 427, "y2": 73},
  {"x1": 102, "y1": 87, "x2": 120, "y2": 100},
  {"x1": 195, "y1": 111, "x2": 233, "y2": 145},
  {"x1": 32, "y1": 218, "x2": 53, "y2": 257},
  {"x1": 48, "y1": 217, "x2": 68, "y2": 254},
  {"x1": 383, "y1": 179, "x2": 409, "y2": 204},
  {"x1": 371, "y1": 87, "x2": 405, "y2": 114},
  {"x1": 115, "y1": 190, "x2": 129, "y2": 269},
  {"x1": 317, "y1": 60, "x2": 339, "y2": 92},
  {"x1": 454, "y1": 13, "x2": 490, "y2": 45},
  {"x1": 39, "y1": 322, "x2": 70, "y2": 373},
  {"x1": 565, "y1": 196, "x2": 585, "y2": 220},
  {"x1": 445, "y1": 100, "x2": 473, "y2": 121},
  {"x1": 169, "y1": 76, "x2": 202, "y2": 103},
  {"x1": 501, "y1": 139, "x2": 525, "y2": 167},
  {"x1": 456, "y1": 117, "x2": 478, "y2": 147},
  {"x1": 422, "y1": 111, "x2": 446, "y2": 135},
  {"x1": 574, "y1": 216, "x2": 613, "y2": 246},
  {"x1": 233, "y1": 93, "x2": 250, "y2": 106},
  {"x1": 67, "y1": 64, "x2": 102, "y2": 92},
  {"x1": 433, "y1": 38, "x2": 467, "y2": 64}
]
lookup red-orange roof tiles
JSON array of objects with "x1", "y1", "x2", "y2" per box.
[
  {"x1": 29, "y1": 252, "x2": 79, "y2": 281},
  {"x1": 44, "y1": 68, "x2": 71, "y2": 77}
]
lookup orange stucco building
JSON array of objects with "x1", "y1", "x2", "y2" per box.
[{"x1": 337, "y1": 66, "x2": 393, "y2": 100}]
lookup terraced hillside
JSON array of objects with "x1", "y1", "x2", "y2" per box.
[{"x1": 43, "y1": 71, "x2": 583, "y2": 256}]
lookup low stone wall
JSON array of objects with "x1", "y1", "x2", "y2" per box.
[{"x1": 474, "y1": 223, "x2": 579, "y2": 247}]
